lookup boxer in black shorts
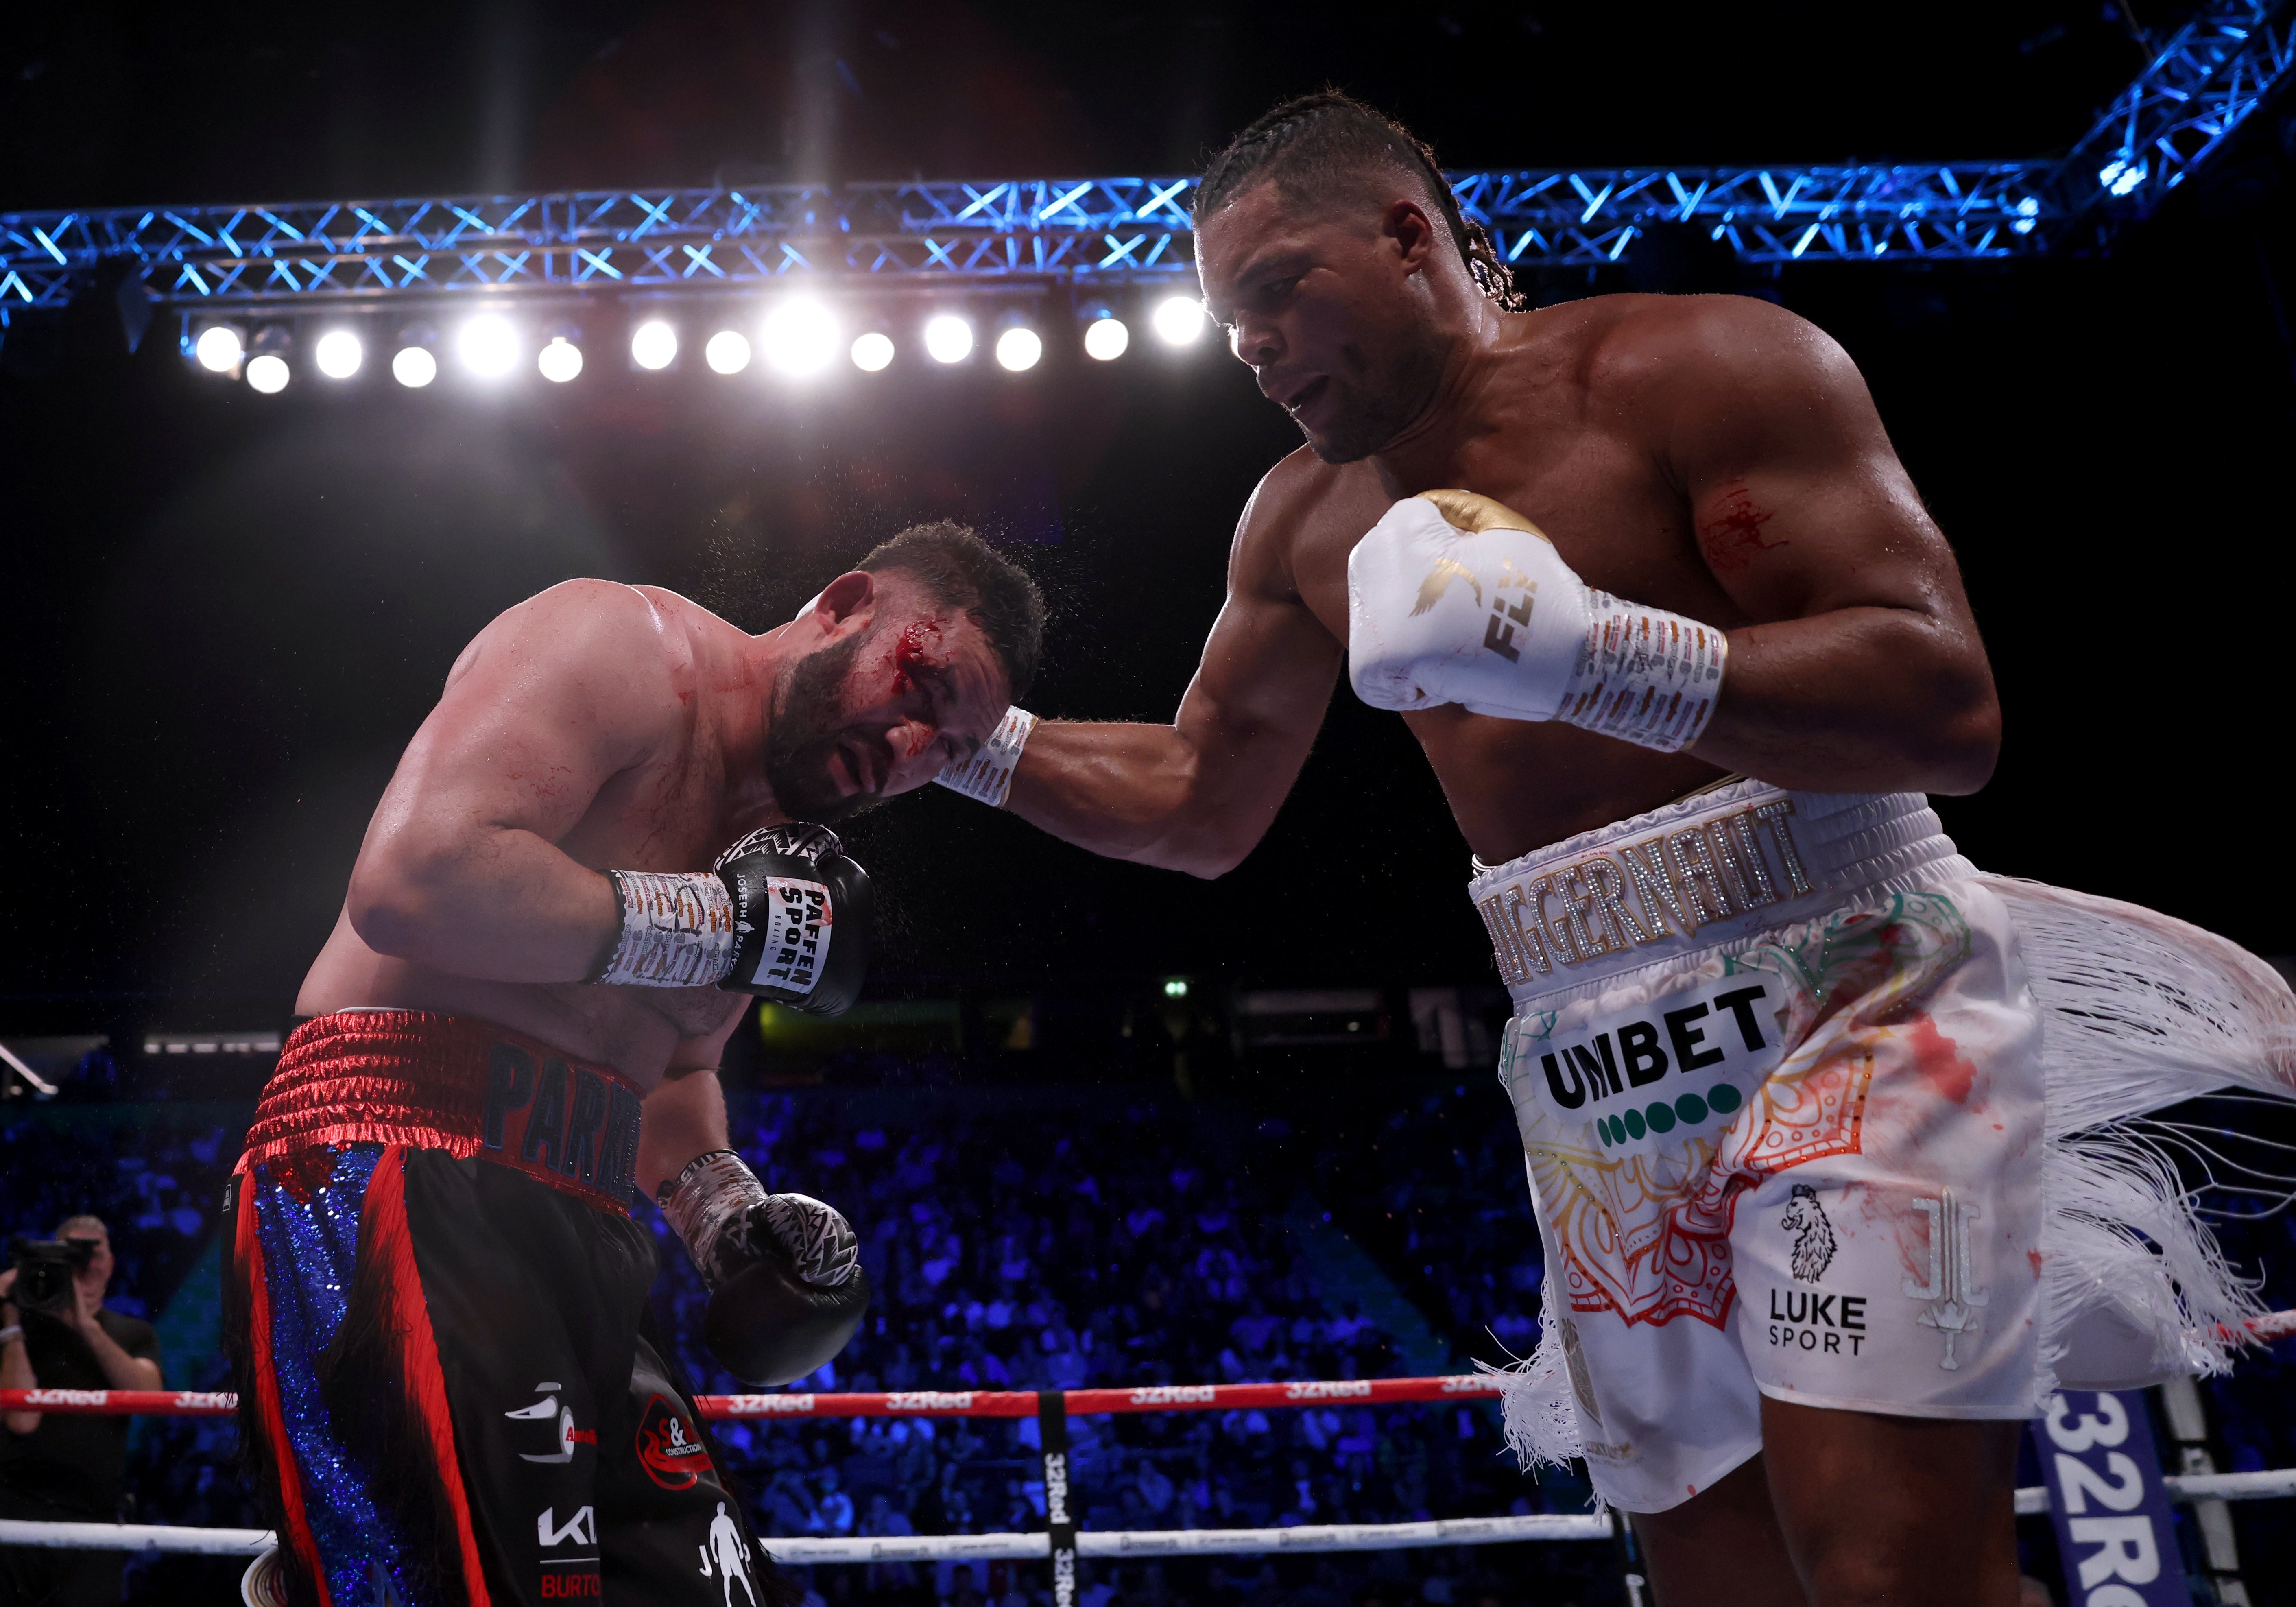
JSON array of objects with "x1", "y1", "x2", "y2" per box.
[{"x1": 226, "y1": 525, "x2": 1044, "y2": 1606}]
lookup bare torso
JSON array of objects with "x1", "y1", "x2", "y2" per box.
[
  {"x1": 298, "y1": 583, "x2": 771, "y2": 1087},
  {"x1": 1010, "y1": 288, "x2": 1992, "y2": 881},
  {"x1": 1253, "y1": 297, "x2": 1757, "y2": 864}
]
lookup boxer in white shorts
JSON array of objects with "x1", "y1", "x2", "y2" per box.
[
  {"x1": 1476, "y1": 782, "x2": 2044, "y2": 1511},
  {"x1": 925, "y1": 91, "x2": 2296, "y2": 1606}
]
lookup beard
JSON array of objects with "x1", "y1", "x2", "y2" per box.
[{"x1": 762, "y1": 633, "x2": 887, "y2": 824}]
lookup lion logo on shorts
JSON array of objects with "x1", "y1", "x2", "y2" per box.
[{"x1": 1781, "y1": 1183, "x2": 1837, "y2": 1284}]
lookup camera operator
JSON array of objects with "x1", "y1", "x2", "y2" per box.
[{"x1": 0, "y1": 1216, "x2": 164, "y2": 1607}]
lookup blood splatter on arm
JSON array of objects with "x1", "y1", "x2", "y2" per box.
[{"x1": 1697, "y1": 482, "x2": 1790, "y2": 574}]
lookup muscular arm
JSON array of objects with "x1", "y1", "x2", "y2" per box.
[
  {"x1": 1006, "y1": 479, "x2": 1344, "y2": 878},
  {"x1": 1644, "y1": 301, "x2": 2000, "y2": 794},
  {"x1": 345, "y1": 581, "x2": 677, "y2": 981}
]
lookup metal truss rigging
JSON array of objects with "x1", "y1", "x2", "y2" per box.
[{"x1": 1, "y1": 0, "x2": 2289, "y2": 320}]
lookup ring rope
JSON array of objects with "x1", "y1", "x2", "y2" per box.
[
  {"x1": 10, "y1": 1474, "x2": 2296, "y2": 1560},
  {"x1": 0, "y1": 1373, "x2": 1513, "y2": 1419},
  {"x1": 11, "y1": 1303, "x2": 2296, "y2": 1419}
]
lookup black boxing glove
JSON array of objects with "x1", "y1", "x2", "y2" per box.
[
  {"x1": 711, "y1": 824, "x2": 872, "y2": 1014},
  {"x1": 660, "y1": 1150, "x2": 871, "y2": 1387},
  {"x1": 594, "y1": 823, "x2": 872, "y2": 1017}
]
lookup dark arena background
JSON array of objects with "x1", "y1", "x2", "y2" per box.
[{"x1": 5, "y1": 4, "x2": 2296, "y2": 1605}]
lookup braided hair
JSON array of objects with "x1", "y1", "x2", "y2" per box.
[{"x1": 1194, "y1": 91, "x2": 1527, "y2": 314}]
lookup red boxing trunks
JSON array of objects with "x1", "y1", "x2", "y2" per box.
[
  {"x1": 225, "y1": 1010, "x2": 778, "y2": 1607},
  {"x1": 242, "y1": 1009, "x2": 646, "y2": 1213}
]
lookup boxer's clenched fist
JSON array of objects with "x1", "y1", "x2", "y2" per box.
[
  {"x1": 661, "y1": 1151, "x2": 871, "y2": 1386},
  {"x1": 1346, "y1": 490, "x2": 1727, "y2": 753},
  {"x1": 710, "y1": 824, "x2": 872, "y2": 1014},
  {"x1": 594, "y1": 823, "x2": 873, "y2": 1015},
  {"x1": 1347, "y1": 491, "x2": 1589, "y2": 721}
]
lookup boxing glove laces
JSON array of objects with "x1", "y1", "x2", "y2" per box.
[
  {"x1": 660, "y1": 1150, "x2": 871, "y2": 1386},
  {"x1": 594, "y1": 823, "x2": 872, "y2": 1014},
  {"x1": 1347, "y1": 490, "x2": 1727, "y2": 753}
]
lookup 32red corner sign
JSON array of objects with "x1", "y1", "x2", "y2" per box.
[{"x1": 2037, "y1": 1391, "x2": 2191, "y2": 1607}]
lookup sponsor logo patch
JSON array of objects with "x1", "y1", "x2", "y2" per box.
[
  {"x1": 636, "y1": 1394, "x2": 715, "y2": 1490},
  {"x1": 1128, "y1": 1385, "x2": 1215, "y2": 1406},
  {"x1": 1905, "y1": 1188, "x2": 1988, "y2": 1370},
  {"x1": 1764, "y1": 1287, "x2": 1870, "y2": 1357},
  {"x1": 1509, "y1": 974, "x2": 1782, "y2": 1160},
  {"x1": 1781, "y1": 1184, "x2": 1837, "y2": 1284},
  {"x1": 750, "y1": 878, "x2": 831, "y2": 995},
  {"x1": 507, "y1": 1382, "x2": 591, "y2": 1465}
]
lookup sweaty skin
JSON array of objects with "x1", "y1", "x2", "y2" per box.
[
  {"x1": 1009, "y1": 183, "x2": 1997, "y2": 878},
  {"x1": 1000, "y1": 180, "x2": 2009, "y2": 1607},
  {"x1": 299, "y1": 571, "x2": 1008, "y2": 1193}
]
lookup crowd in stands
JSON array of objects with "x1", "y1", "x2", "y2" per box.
[
  {"x1": 0, "y1": 1106, "x2": 238, "y2": 1334},
  {"x1": 9, "y1": 1073, "x2": 2296, "y2": 1604},
  {"x1": 645, "y1": 1087, "x2": 1606, "y2": 1604}
]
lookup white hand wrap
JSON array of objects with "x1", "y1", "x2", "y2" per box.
[
  {"x1": 934, "y1": 705, "x2": 1037, "y2": 808},
  {"x1": 1347, "y1": 492, "x2": 1726, "y2": 753},
  {"x1": 660, "y1": 1149, "x2": 770, "y2": 1287},
  {"x1": 659, "y1": 1149, "x2": 861, "y2": 1290},
  {"x1": 596, "y1": 870, "x2": 736, "y2": 987}
]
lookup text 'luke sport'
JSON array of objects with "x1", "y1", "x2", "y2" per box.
[{"x1": 1767, "y1": 1287, "x2": 1870, "y2": 1357}]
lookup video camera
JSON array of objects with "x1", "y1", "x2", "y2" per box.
[{"x1": 8, "y1": 1236, "x2": 98, "y2": 1317}]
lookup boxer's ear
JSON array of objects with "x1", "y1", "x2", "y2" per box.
[
  {"x1": 1384, "y1": 198, "x2": 1443, "y2": 273},
  {"x1": 810, "y1": 571, "x2": 875, "y2": 633}
]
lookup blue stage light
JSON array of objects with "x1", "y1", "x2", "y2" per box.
[{"x1": 2099, "y1": 157, "x2": 2148, "y2": 197}]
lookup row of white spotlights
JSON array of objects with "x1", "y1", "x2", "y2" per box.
[{"x1": 192, "y1": 296, "x2": 1209, "y2": 394}]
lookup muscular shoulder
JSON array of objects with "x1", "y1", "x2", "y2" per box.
[
  {"x1": 444, "y1": 579, "x2": 711, "y2": 695},
  {"x1": 1573, "y1": 294, "x2": 1872, "y2": 464},
  {"x1": 1230, "y1": 445, "x2": 1380, "y2": 601}
]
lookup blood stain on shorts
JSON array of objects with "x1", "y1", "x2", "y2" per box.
[{"x1": 1903, "y1": 1015, "x2": 1978, "y2": 1105}]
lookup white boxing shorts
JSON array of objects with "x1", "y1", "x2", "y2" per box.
[{"x1": 1470, "y1": 778, "x2": 2296, "y2": 1514}]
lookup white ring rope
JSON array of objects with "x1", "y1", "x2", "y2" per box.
[{"x1": 9, "y1": 1472, "x2": 2295, "y2": 1559}]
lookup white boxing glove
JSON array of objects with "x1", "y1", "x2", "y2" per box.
[{"x1": 1345, "y1": 490, "x2": 1727, "y2": 753}]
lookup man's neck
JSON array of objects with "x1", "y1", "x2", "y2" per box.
[
  {"x1": 1370, "y1": 299, "x2": 1517, "y2": 495},
  {"x1": 717, "y1": 626, "x2": 795, "y2": 829}
]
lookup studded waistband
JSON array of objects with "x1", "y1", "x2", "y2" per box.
[{"x1": 1468, "y1": 779, "x2": 1973, "y2": 1010}]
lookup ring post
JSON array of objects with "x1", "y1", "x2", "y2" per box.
[
  {"x1": 1037, "y1": 1390, "x2": 1077, "y2": 1606},
  {"x1": 1610, "y1": 1505, "x2": 1652, "y2": 1606}
]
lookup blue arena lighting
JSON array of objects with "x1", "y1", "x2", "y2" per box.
[
  {"x1": 0, "y1": 0, "x2": 2287, "y2": 339},
  {"x1": 2049, "y1": 0, "x2": 2296, "y2": 221}
]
